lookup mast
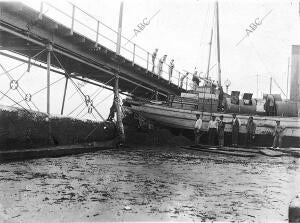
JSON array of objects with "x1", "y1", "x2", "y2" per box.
[
  {"x1": 206, "y1": 28, "x2": 213, "y2": 80},
  {"x1": 215, "y1": 1, "x2": 221, "y2": 87}
]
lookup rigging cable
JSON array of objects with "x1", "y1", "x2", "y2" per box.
[
  {"x1": 0, "y1": 89, "x2": 35, "y2": 119},
  {"x1": 0, "y1": 49, "x2": 47, "y2": 111},
  {"x1": 11, "y1": 76, "x2": 65, "y2": 107},
  {"x1": 249, "y1": 40, "x2": 287, "y2": 97},
  {"x1": 0, "y1": 63, "x2": 32, "y2": 110},
  {"x1": 74, "y1": 76, "x2": 115, "y2": 118},
  {"x1": 51, "y1": 51, "x2": 105, "y2": 121}
]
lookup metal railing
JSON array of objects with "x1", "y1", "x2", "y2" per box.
[{"x1": 38, "y1": 1, "x2": 193, "y2": 89}]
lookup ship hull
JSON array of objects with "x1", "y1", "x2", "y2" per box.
[{"x1": 125, "y1": 101, "x2": 300, "y2": 147}]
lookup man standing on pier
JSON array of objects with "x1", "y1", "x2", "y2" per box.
[
  {"x1": 152, "y1": 48, "x2": 158, "y2": 73},
  {"x1": 180, "y1": 72, "x2": 189, "y2": 88},
  {"x1": 246, "y1": 116, "x2": 256, "y2": 147},
  {"x1": 231, "y1": 113, "x2": 240, "y2": 147},
  {"x1": 168, "y1": 59, "x2": 174, "y2": 83},
  {"x1": 158, "y1": 55, "x2": 167, "y2": 77},
  {"x1": 192, "y1": 72, "x2": 200, "y2": 91},
  {"x1": 194, "y1": 114, "x2": 202, "y2": 145}
]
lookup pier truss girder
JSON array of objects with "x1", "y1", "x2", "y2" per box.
[
  {"x1": 0, "y1": 2, "x2": 183, "y2": 99},
  {"x1": 0, "y1": 49, "x2": 121, "y2": 121}
]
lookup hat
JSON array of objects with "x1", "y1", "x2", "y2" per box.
[
  {"x1": 220, "y1": 115, "x2": 224, "y2": 118},
  {"x1": 276, "y1": 120, "x2": 280, "y2": 122}
]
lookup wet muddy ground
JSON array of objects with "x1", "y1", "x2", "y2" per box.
[{"x1": 0, "y1": 146, "x2": 299, "y2": 222}]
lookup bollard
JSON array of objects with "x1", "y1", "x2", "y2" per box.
[{"x1": 289, "y1": 194, "x2": 300, "y2": 223}]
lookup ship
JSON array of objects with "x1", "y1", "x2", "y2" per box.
[{"x1": 123, "y1": 2, "x2": 300, "y2": 147}]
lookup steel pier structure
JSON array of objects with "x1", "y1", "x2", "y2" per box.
[{"x1": 0, "y1": 2, "x2": 184, "y2": 113}]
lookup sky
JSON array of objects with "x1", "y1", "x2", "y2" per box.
[{"x1": 0, "y1": 0, "x2": 299, "y2": 120}]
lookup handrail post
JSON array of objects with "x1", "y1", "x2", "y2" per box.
[
  {"x1": 132, "y1": 44, "x2": 135, "y2": 66},
  {"x1": 38, "y1": 1, "x2": 44, "y2": 20},
  {"x1": 95, "y1": 20, "x2": 100, "y2": 47},
  {"x1": 146, "y1": 52, "x2": 149, "y2": 73},
  {"x1": 178, "y1": 72, "x2": 181, "y2": 88},
  {"x1": 70, "y1": 4, "x2": 75, "y2": 35}
]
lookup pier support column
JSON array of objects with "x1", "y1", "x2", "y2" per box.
[
  {"x1": 114, "y1": 74, "x2": 125, "y2": 143},
  {"x1": 46, "y1": 44, "x2": 52, "y2": 144}
]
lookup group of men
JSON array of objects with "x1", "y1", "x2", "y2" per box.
[
  {"x1": 194, "y1": 113, "x2": 284, "y2": 148},
  {"x1": 152, "y1": 49, "x2": 204, "y2": 88},
  {"x1": 152, "y1": 49, "x2": 174, "y2": 82}
]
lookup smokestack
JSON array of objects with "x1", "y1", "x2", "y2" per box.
[{"x1": 290, "y1": 45, "x2": 300, "y2": 101}]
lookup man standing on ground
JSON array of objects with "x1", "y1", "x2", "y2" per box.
[
  {"x1": 194, "y1": 114, "x2": 202, "y2": 145},
  {"x1": 231, "y1": 113, "x2": 240, "y2": 147},
  {"x1": 152, "y1": 48, "x2": 158, "y2": 73},
  {"x1": 246, "y1": 116, "x2": 256, "y2": 147},
  {"x1": 168, "y1": 59, "x2": 174, "y2": 83},
  {"x1": 273, "y1": 120, "x2": 285, "y2": 148},
  {"x1": 208, "y1": 115, "x2": 218, "y2": 146},
  {"x1": 217, "y1": 115, "x2": 226, "y2": 148}
]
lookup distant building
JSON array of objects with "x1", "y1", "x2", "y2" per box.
[{"x1": 290, "y1": 45, "x2": 300, "y2": 102}]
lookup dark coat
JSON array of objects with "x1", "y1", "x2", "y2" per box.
[{"x1": 246, "y1": 120, "x2": 256, "y2": 134}]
